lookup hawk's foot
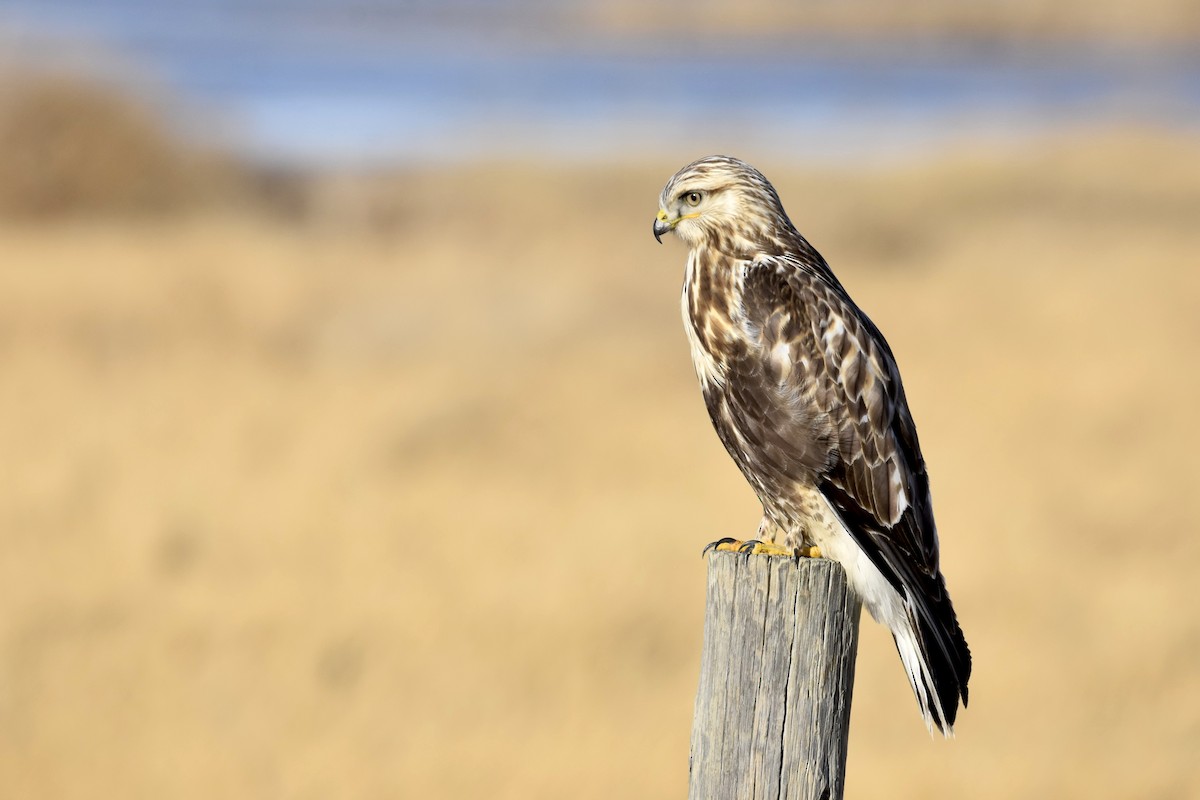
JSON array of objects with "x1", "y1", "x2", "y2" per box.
[
  {"x1": 701, "y1": 538, "x2": 822, "y2": 559},
  {"x1": 700, "y1": 537, "x2": 740, "y2": 557},
  {"x1": 737, "y1": 539, "x2": 793, "y2": 557}
]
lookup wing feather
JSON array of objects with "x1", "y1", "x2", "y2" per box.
[{"x1": 735, "y1": 255, "x2": 971, "y2": 718}]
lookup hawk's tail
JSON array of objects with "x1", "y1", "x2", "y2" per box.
[
  {"x1": 892, "y1": 585, "x2": 972, "y2": 736},
  {"x1": 811, "y1": 488, "x2": 971, "y2": 735}
]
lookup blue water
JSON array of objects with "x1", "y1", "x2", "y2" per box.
[{"x1": 3, "y1": 0, "x2": 1199, "y2": 166}]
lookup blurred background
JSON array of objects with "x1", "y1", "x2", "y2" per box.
[{"x1": 1, "y1": 1, "x2": 1198, "y2": 798}]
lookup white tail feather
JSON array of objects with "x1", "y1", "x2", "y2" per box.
[
  {"x1": 809, "y1": 490, "x2": 952, "y2": 736},
  {"x1": 892, "y1": 602, "x2": 953, "y2": 736}
]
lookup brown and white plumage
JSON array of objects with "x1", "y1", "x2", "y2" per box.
[{"x1": 654, "y1": 155, "x2": 971, "y2": 735}]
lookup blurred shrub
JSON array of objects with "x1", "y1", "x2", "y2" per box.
[{"x1": 0, "y1": 73, "x2": 247, "y2": 218}]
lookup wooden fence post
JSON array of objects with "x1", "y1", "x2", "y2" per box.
[{"x1": 689, "y1": 551, "x2": 862, "y2": 800}]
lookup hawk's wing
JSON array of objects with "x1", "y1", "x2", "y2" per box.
[{"x1": 735, "y1": 254, "x2": 971, "y2": 719}]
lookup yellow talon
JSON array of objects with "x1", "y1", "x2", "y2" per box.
[
  {"x1": 701, "y1": 539, "x2": 822, "y2": 559},
  {"x1": 742, "y1": 540, "x2": 793, "y2": 557}
]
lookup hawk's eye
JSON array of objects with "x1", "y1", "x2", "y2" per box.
[{"x1": 684, "y1": 191, "x2": 703, "y2": 207}]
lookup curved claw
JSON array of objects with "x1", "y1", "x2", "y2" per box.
[
  {"x1": 701, "y1": 537, "x2": 738, "y2": 557},
  {"x1": 738, "y1": 539, "x2": 763, "y2": 554}
]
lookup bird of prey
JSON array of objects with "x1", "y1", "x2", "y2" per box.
[{"x1": 653, "y1": 155, "x2": 970, "y2": 735}]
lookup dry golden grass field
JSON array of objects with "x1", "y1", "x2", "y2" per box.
[{"x1": 1, "y1": 130, "x2": 1198, "y2": 799}]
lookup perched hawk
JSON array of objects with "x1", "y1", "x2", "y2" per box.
[{"x1": 654, "y1": 156, "x2": 970, "y2": 735}]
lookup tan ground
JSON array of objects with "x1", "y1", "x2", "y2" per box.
[
  {"x1": 1, "y1": 130, "x2": 1198, "y2": 799},
  {"x1": 582, "y1": 0, "x2": 1200, "y2": 47}
]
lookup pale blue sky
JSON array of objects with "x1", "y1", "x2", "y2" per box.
[{"x1": 2, "y1": 0, "x2": 1198, "y2": 166}]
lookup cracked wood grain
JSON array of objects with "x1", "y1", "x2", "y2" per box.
[{"x1": 689, "y1": 552, "x2": 861, "y2": 800}]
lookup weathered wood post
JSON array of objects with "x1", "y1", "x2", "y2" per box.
[{"x1": 689, "y1": 551, "x2": 862, "y2": 800}]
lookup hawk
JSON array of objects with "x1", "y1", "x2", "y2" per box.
[{"x1": 653, "y1": 156, "x2": 970, "y2": 735}]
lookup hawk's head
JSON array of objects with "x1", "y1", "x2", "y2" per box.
[{"x1": 653, "y1": 155, "x2": 791, "y2": 253}]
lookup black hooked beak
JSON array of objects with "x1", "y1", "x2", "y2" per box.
[{"x1": 653, "y1": 215, "x2": 672, "y2": 243}]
